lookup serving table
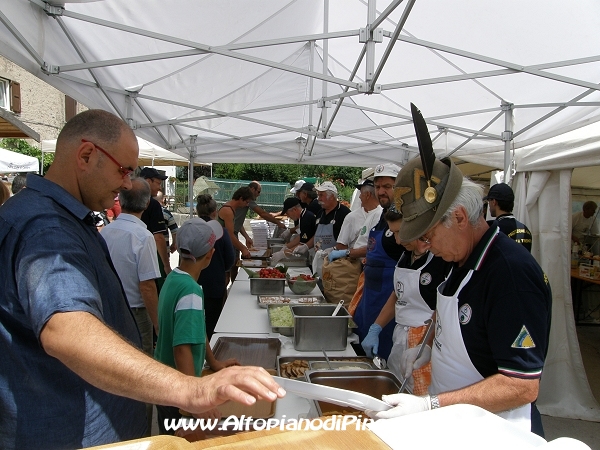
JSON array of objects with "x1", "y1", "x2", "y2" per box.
[{"x1": 211, "y1": 266, "x2": 358, "y2": 421}]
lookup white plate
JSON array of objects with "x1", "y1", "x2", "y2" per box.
[{"x1": 274, "y1": 376, "x2": 392, "y2": 412}]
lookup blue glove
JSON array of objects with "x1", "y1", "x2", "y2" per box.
[
  {"x1": 361, "y1": 323, "x2": 382, "y2": 358},
  {"x1": 328, "y1": 249, "x2": 347, "y2": 262}
]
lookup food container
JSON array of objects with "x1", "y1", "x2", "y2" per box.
[
  {"x1": 267, "y1": 238, "x2": 285, "y2": 248},
  {"x1": 274, "y1": 253, "x2": 310, "y2": 267},
  {"x1": 249, "y1": 277, "x2": 286, "y2": 295},
  {"x1": 309, "y1": 361, "x2": 372, "y2": 371},
  {"x1": 258, "y1": 294, "x2": 325, "y2": 308},
  {"x1": 277, "y1": 356, "x2": 376, "y2": 379},
  {"x1": 270, "y1": 243, "x2": 286, "y2": 254},
  {"x1": 291, "y1": 304, "x2": 350, "y2": 351},
  {"x1": 305, "y1": 369, "x2": 403, "y2": 416},
  {"x1": 287, "y1": 274, "x2": 318, "y2": 294},
  {"x1": 268, "y1": 304, "x2": 294, "y2": 336}
]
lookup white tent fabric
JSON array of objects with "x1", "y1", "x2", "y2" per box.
[
  {"x1": 2, "y1": 0, "x2": 600, "y2": 421},
  {"x1": 41, "y1": 137, "x2": 199, "y2": 167},
  {"x1": 1, "y1": 1, "x2": 600, "y2": 167},
  {"x1": 512, "y1": 171, "x2": 600, "y2": 420},
  {"x1": 0, "y1": 147, "x2": 38, "y2": 173}
]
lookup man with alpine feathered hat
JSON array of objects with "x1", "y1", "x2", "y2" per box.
[{"x1": 367, "y1": 104, "x2": 551, "y2": 438}]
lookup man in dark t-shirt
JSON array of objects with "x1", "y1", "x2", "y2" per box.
[{"x1": 484, "y1": 183, "x2": 532, "y2": 252}]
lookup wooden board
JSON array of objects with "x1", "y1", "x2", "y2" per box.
[{"x1": 191, "y1": 426, "x2": 390, "y2": 449}]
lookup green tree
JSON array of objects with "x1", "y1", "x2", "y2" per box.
[{"x1": 0, "y1": 138, "x2": 53, "y2": 173}]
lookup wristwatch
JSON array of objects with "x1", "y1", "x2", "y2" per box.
[
  {"x1": 430, "y1": 394, "x2": 441, "y2": 409},
  {"x1": 345, "y1": 249, "x2": 350, "y2": 258}
]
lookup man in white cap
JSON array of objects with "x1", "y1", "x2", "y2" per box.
[
  {"x1": 296, "y1": 181, "x2": 350, "y2": 255},
  {"x1": 353, "y1": 164, "x2": 406, "y2": 361}
]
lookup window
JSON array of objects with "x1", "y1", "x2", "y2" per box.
[
  {"x1": 0, "y1": 77, "x2": 8, "y2": 110},
  {"x1": 0, "y1": 77, "x2": 20, "y2": 114}
]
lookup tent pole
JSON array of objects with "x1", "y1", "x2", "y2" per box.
[
  {"x1": 321, "y1": 0, "x2": 329, "y2": 131},
  {"x1": 502, "y1": 101, "x2": 514, "y2": 184},
  {"x1": 188, "y1": 135, "x2": 197, "y2": 218}
]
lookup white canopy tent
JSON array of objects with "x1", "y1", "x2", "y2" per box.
[
  {"x1": 41, "y1": 136, "x2": 200, "y2": 167},
  {"x1": 0, "y1": 147, "x2": 39, "y2": 173},
  {"x1": 1, "y1": 0, "x2": 600, "y2": 420}
]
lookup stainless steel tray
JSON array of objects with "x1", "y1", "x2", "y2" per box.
[
  {"x1": 277, "y1": 356, "x2": 376, "y2": 379},
  {"x1": 258, "y1": 294, "x2": 325, "y2": 308},
  {"x1": 305, "y1": 369, "x2": 402, "y2": 416},
  {"x1": 267, "y1": 304, "x2": 356, "y2": 338},
  {"x1": 212, "y1": 336, "x2": 281, "y2": 370},
  {"x1": 267, "y1": 304, "x2": 295, "y2": 336},
  {"x1": 249, "y1": 277, "x2": 286, "y2": 295}
]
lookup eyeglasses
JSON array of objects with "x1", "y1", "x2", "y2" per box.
[
  {"x1": 418, "y1": 221, "x2": 440, "y2": 245},
  {"x1": 82, "y1": 139, "x2": 134, "y2": 179}
]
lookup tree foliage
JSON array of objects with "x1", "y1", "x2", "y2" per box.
[{"x1": 0, "y1": 138, "x2": 54, "y2": 173}]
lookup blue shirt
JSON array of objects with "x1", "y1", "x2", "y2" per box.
[
  {"x1": 0, "y1": 174, "x2": 146, "y2": 450},
  {"x1": 442, "y1": 224, "x2": 551, "y2": 379}
]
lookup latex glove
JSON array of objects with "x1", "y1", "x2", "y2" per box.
[
  {"x1": 361, "y1": 323, "x2": 382, "y2": 358},
  {"x1": 328, "y1": 249, "x2": 347, "y2": 262},
  {"x1": 281, "y1": 228, "x2": 292, "y2": 242},
  {"x1": 270, "y1": 250, "x2": 287, "y2": 265},
  {"x1": 400, "y1": 344, "x2": 432, "y2": 380},
  {"x1": 293, "y1": 243, "x2": 309, "y2": 255},
  {"x1": 366, "y1": 393, "x2": 431, "y2": 419}
]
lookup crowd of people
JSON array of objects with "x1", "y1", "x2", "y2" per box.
[{"x1": 0, "y1": 108, "x2": 557, "y2": 449}]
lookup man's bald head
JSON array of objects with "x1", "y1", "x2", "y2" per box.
[{"x1": 55, "y1": 109, "x2": 134, "y2": 159}]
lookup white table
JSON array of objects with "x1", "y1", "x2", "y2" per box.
[{"x1": 214, "y1": 267, "x2": 324, "y2": 334}]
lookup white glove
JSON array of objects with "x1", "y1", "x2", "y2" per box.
[
  {"x1": 400, "y1": 344, "x2": 432, "y2": 380},
  {"x1": 366, "y1": 393, "x2": 431, "y2": 419},
  {"x1": 293, "y1": 243, "x2": 309, "y2": 255},
  {"x1": 281, "y1": 228, "x2": 292, "y2": 242},
  {"x1": 270, "y1": 250, "x2": 287, "y2": 265}
]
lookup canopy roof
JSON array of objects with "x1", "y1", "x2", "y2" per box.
[
  {"x1": 41, "y1": 137, "x2": 206, "y2": 167},
  {"x1": 0, "y1": 147, "x2": 38, "y2": 173},
  {"x1": 1, "y1": 0, "x2": 599, "y2": 168}
]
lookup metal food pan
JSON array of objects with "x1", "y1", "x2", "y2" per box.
[
  {"x1": 309, "y1": 361, "x2": 373, "y2": 371},
  {"x1": 257, "y1": 294, "x2": 325, "y2": 308},
  {"x1": 277, "y1": 356, "x2": 376, "y2": 380},
  {"x1": 305, "y1": 369, "x2": 402, "y2": 416},
  {"x1": 292, "y1": 304, "x2": 350, "y2": 351},
  {"x1": 267, "y1": 238, "x2": 285, "y2": 248},
  {"x1": 249, "y1": 277, "x2": 286, "y2": 295},
  {"x1": 267, "y1": 304, "x2": 294, "y2": 336}
]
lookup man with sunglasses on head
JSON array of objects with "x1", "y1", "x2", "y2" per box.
[
  {"x1": 368, "y1": 154, "x2": 551, "y2": 437},
  {"x1": 0, "y1": 110, "x2": 285, "y2": 450}
]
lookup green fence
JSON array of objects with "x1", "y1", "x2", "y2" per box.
[{"x1": 173, "y1": 178, "x2": 291, "y2": 214}]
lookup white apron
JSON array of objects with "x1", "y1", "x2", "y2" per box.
[
  {"x1": 431, "y1": 270, "x2": 531, "y2": 432},
  {"x1": 387, "y1": 252, "x2": 435, "y2": 389},
  {"x1": 313, "y1": 205, "x2": 341, "y2": 251}
]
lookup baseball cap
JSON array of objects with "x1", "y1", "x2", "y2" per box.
[
  {"x1": 177, "y1": 218, "x2": 223, "y2": 262},
  {"x1": 282, "y1": 197, "x2": 301, "y2": 214},
  {"x1": 290, "y1": 180, "x2": 306, "y2": 194},
  {"x1": 373, "y1": 163, "x2": 401, "y2": 179},
  {"x1": 314, "y1": 181, "x2": 338, "y2": 194},
  {"x1": 297, "y1": 182, "x2": 315, "y2": 192},
  {"x1": 483, "y1": 183, "x2": 514, "y2": 202},
  {"x1": 355, "y1": 179, "x2": 374, "y2": 189},
  {"x1": 139, "y1": 167, "x2": 168, "y2": 180},
  {"x1": 394, "y1": 156, "x2": 463, "y2": 242}
]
